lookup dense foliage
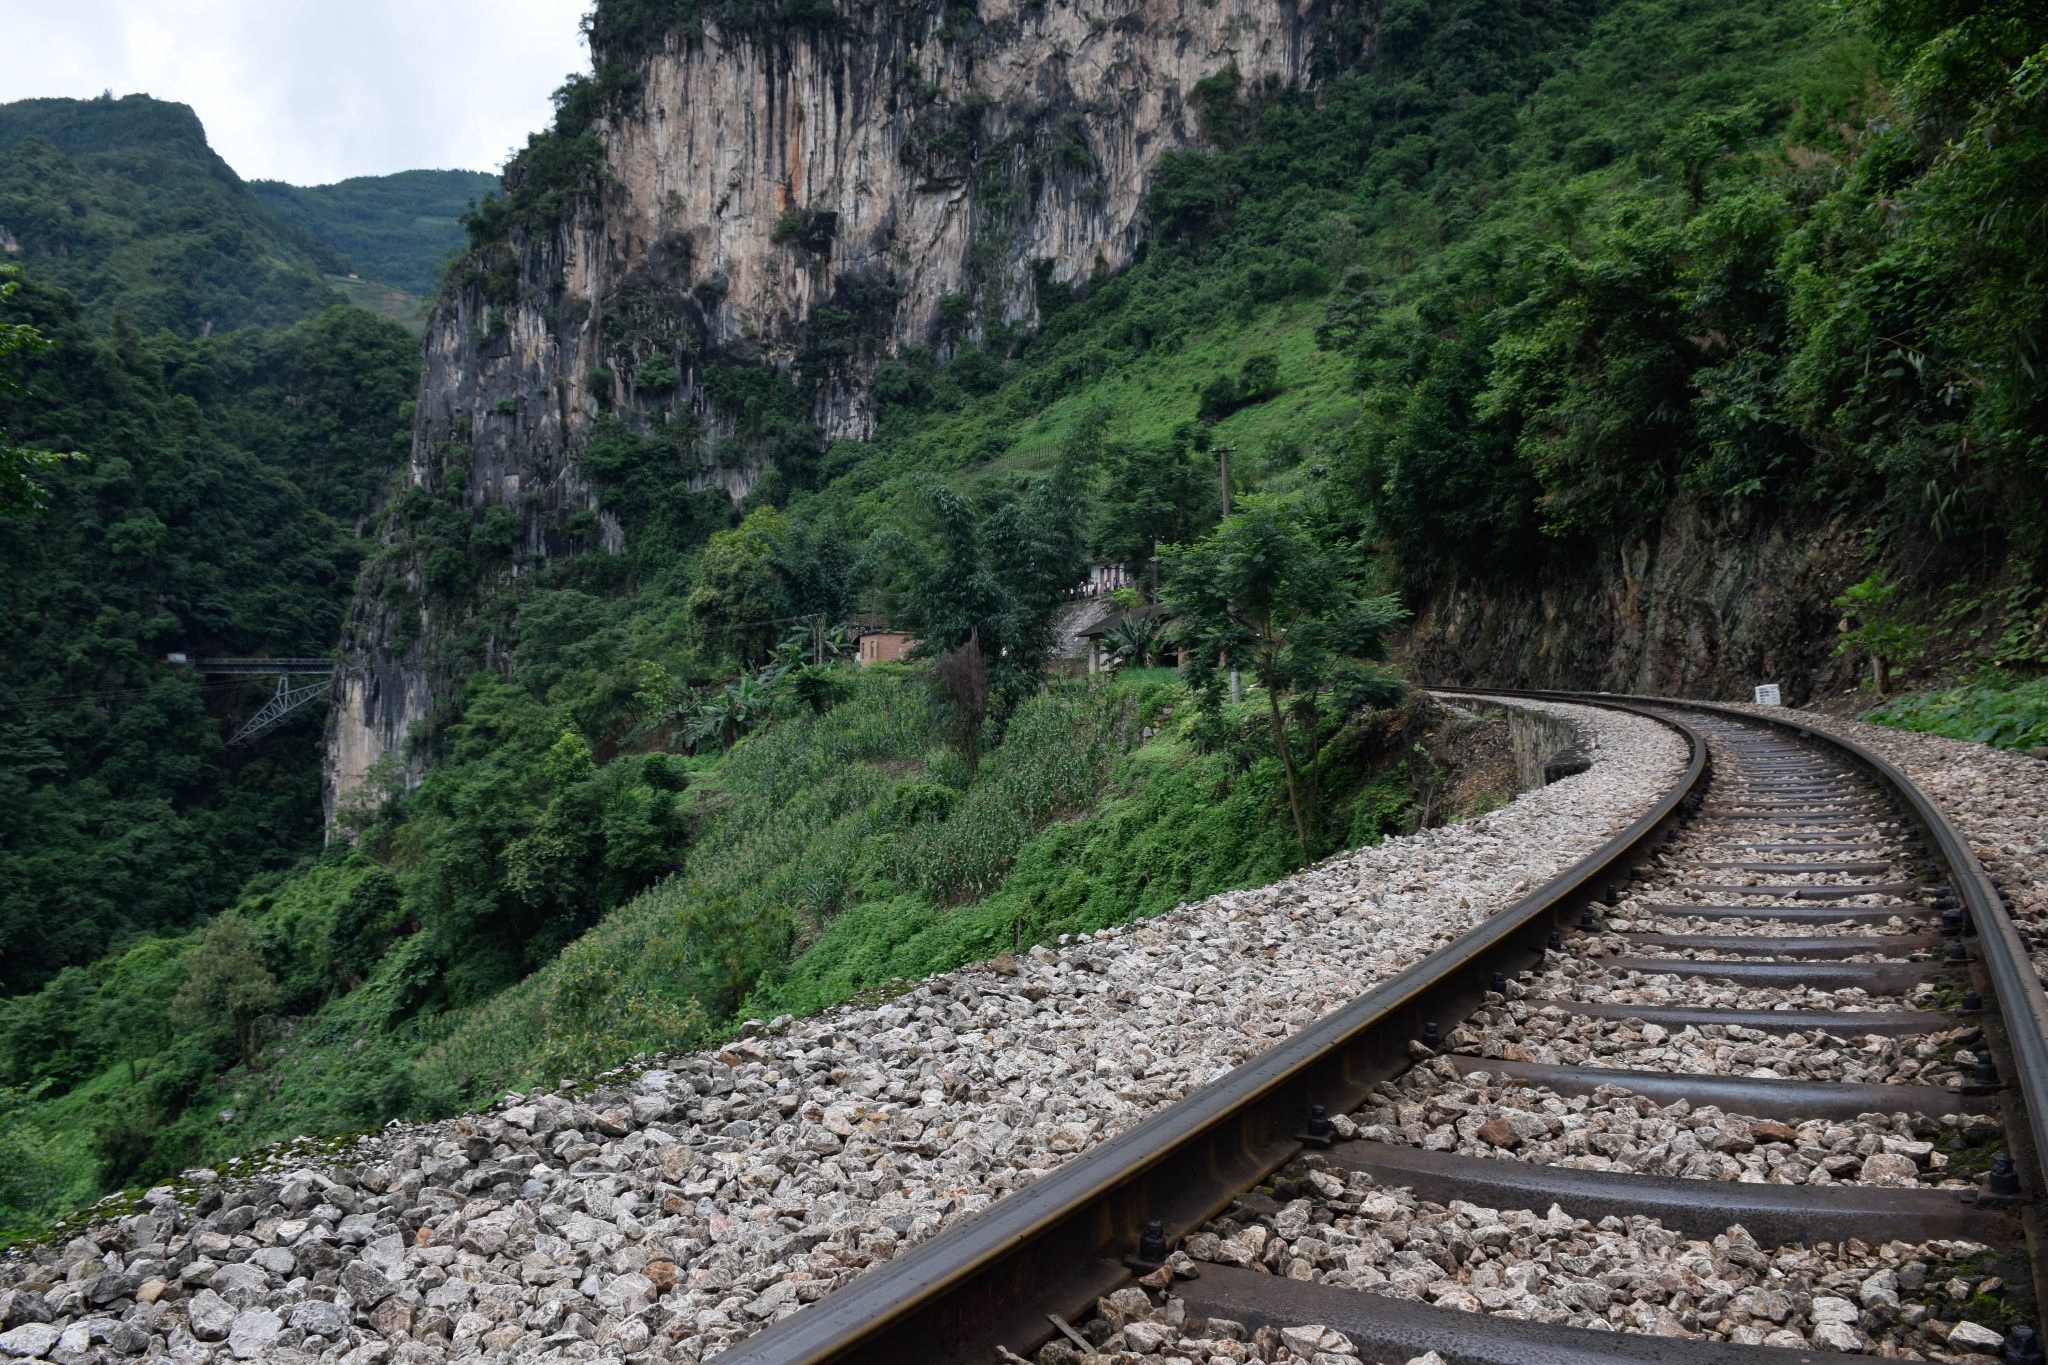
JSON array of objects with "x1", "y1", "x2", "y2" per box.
[
  {"x1": 1325, "y1": 0, "x2": 2048, "y2": 583},
  {"x1": 250, "y1": 169, "x2": 499, "y2": 295},
  {"x1": 1866, "y1": 675, "x2": 2048, "y2": 751},
  {"x1": 0, "y1": 278, "x2": 417, "y2": 994}
]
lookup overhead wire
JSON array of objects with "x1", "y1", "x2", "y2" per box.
[{"x1": 0, "y1": 677, "x2": 272, "y2": 714}]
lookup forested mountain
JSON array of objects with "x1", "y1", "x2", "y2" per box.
[
  {"x1": 0, "y1": 96, "x2": 340, "y2": 335},
  {"x1": 251, "y1": 169, "x2": 499, "y2": 295},
  {"x1": 2, "y1": 0, "x2": 2044, "y2": 1238},
  {"x1": 0, "y1": 91, "x2": 424, "y2": 1217},
  {"x1": 0, "y1": 283, "x2": 417, "y2": 994}
]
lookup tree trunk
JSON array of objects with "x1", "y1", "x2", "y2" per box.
[
  {"x1": 1304, "y1": 689, "x2": 1321, "y2": 843},
  {"x1": 1264, "y1": 672, "x2": 1309, "y2": 857}
]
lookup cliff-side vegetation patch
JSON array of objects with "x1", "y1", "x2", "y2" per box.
[{"x1": 1866, "y1": 677, "x2": 2048, "y2": 754}]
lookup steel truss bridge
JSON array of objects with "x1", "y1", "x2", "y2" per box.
[{"x1": 164, "y1": 655, "x2": 333, "y2": 745}]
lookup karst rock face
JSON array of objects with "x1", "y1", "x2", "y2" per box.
[{"x1": 322, "y1": 0, "x2": 1333, "y2": 821}]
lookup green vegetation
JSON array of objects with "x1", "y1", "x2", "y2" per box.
[
  {"x1": 0, "y1": 96, "x2": 340, "y2": 334},
  {"x1": 8, "y1": 0, "x2": 2048, "y2": 1246},
  {"x1": 1162, "y1": 498, "x2": 1407, "y2": 852},
  {"x1": 1835, "y1": 571, "x2": 1932, "y2": 695},
  {"x1": 250, "y1": 168, "x2": 499, "y2": 295},
  {"x1": 0, "y1": 269, "x2": 76, "y2": 514},
  {"x1": 0, "y1": 274, "x2": 418, "y2": 995},
  {"x1": 1865, "y1": 676, "x2": 2048, "y2": 751}
]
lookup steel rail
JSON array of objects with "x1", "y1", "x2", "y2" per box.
[
  {"x1": 1623, "y1": 692, "x2": 2048, "y2": 1314},
  {"x1": 718, "y1": 696, "x2": 1710, "y2": 1365}
]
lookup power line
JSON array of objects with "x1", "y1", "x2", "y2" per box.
[{"x1": 0, "y1": 678, "x2": 253, "y2": 713}]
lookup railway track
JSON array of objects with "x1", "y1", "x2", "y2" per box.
[{"x1": 717, "y1": 693, "x2": 2048, "y2": 1365}]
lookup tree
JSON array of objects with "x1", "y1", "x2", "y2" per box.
[
  {"x1": 0, "y1": 267, "x2": 77, "y2": 516},
  {"x1": 685, "y1": 507, "x2": 790, "y2": 664},
  {"x1": 168, "y1": 915, "x2": 280, "y2": 1066},
  {"x1": 1834, "y1": 572, "x2": 1928, "y2": 695},
  {"x1": 1161, "y1": 499, "x2": 1407, "y2": 855},
  {"x1": 933, "y1": 632, "x2": 991, "y2": 775},
  {"x1": 1093, "y1": 434, "x2": 1220, "y2": 596},
  {"x1": 905, "y1": 455, "x2": 1090, "y2": 704}
]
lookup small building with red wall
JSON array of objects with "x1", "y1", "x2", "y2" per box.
[{"x1": 855, "y1": 628, "x2": 917, "y2": 665}]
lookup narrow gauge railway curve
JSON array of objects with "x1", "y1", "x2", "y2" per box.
[{"x1": 721, "y1": 694, "x2": 2048, "y2": 1365}]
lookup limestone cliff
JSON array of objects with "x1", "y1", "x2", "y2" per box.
[{"x1": 323, "y1": 0, "x2": 1338, "y2": 821}]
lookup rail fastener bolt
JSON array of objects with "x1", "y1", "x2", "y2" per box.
[
  {"x1": 1989, "y1": 1152, "x2": 2022, "y2": 1198},
  {"x1": 1548, "y1": 931, "x2": 1563, "y2": 951},
  {"x1": 1974, "y1": 1053, "x2": 2001, "y2": 1087},
  {"x1": 1297, "y1": 1102, "x2": 1337, "y2": 1149},
  {"x1": 1490, "y1": 971, "x2": 1507, "y2": 994},
  {"x1": 1422, "y1": 1022, "x2": 1440, "y2": 1047},
  {"x1": 1137, "y1": 1219, "x2": 1167, "y2": 1264},
  {"x1": 1961, "y1": 989, "x2": 1985, "y2": 1013},
  {"x1": 2005, "y1": 1323, "x2": 2043, "y2": 1365}
]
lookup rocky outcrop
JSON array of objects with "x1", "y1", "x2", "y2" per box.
[
  {"x1": 323, "y1": 0, "x2": 1339, "y2": 822},
  {"x1": 1404, "y1": 501, "x2": 1872, "y2": 706},
  {"x1": 607, "y1": 0, "x2": 1331, "y2": 433}
]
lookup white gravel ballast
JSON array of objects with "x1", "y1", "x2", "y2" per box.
[{"x1": 0, "y1": 699, "x2": 1686, "y2": 1365}]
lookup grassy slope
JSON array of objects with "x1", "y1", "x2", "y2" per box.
[
  {"x1": 324, "y1": 275, "x2": 430, "y2": 334},
  {"x1": 958, "y1": 300, "x2": 1358, "y2": 479}
]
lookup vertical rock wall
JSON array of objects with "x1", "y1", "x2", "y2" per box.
[
  {"x1": 322, "y1": 0, "x2": 1336, "y2": 823},
  {"x1": 1403, "y1": 501, "x2": 1870, "y2": 705}
]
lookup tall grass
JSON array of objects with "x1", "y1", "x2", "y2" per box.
[
  {"x1": 404, "y1": 668, "x2": 1418, "y2": 1108},
  {"x1": 884, "y1": 681, "x2": 1131, "y2": 902},
  {"x1": 412, "y1": 668, "x2": 934, "y2": 1100}
]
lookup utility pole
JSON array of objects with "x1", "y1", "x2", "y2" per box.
[{"x1": 1217, "y1": 446, "x2": 1239, "y2": 703}]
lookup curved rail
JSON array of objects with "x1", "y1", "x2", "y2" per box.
[
  {"x1": 721, "y1": 690, "x2": 2045, "y2": 1365},
  {"x1": 720, "y1": 695, "x2": 1710, "y2": 1365},
  {"x1": 1628, "y1": 693, "x2": 2048, "y2": 1315}
]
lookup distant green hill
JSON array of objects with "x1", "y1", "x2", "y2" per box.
[
  {"x1": 251, "y1": 169, "x2": 498, "y2": 295},
  {"x1": 0, "y1": 95, "x2": 339, "y2": 335}
]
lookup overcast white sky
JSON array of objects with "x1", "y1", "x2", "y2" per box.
[{"x1": 0, "y1": 0, "x2": 592, "y2": 185}]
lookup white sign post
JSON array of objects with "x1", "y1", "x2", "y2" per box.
[{"x1": 1754, "y1": 684, "x2": 1782, "y2": 706}]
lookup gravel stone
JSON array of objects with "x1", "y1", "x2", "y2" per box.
[
  {"x1": 1349, "y1": 1057, "x2": 1976, "y2": 1189},
  {"x1": 0, "y1": 1323, "x2": 60, "y2": 1358},
  {"x1": 1178, "y1": 1155, "x2": 2005, "y2": 1357},
  {"x1": 0, "y1": 699, "x2": 1688, "y2": 1364}
]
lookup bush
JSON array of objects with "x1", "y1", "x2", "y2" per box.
[
  {"x1": 632, "y1": 358, "x2": 679, "y2": 393},
  {"x1": 1865, "y1": 677, "x2": 2048, "y2": 751},
  {"x1": 770, "y1": 208, "x2": 837, "y2": 254}
]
